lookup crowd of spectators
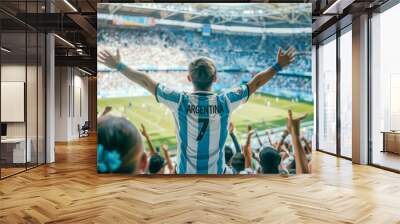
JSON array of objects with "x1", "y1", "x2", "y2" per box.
[
  {"x1": 98, "y1": 107, "x2": 313, "y2": 175},
  {"x1": 98, "y1": 27, "x2": 312, "y2": 100},
  {"x1": 98, "y1": 28, "x2": 311, "y2": 72},
  {"x1": 98, "y1": 70, "x2": 311, "y2": 99}
]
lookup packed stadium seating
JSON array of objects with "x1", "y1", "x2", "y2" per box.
[
  {"x1": 98, "y1": 71, "x2": 311, "y2": 101},
  {"x1": 97, "y1": 27, "x2": 312, "y2": 101}
]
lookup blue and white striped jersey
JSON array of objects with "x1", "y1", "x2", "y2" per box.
[{"x1": 155, "y1": 83, "x2": 249, "y2": 174}]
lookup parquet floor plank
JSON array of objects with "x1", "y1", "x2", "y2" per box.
[{"x1": 1, "y1": 135, "x2": 400, "y2": 223}]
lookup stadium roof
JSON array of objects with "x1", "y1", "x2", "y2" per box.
[{"x1": 98, "y1": 3, "x2": 311, "y2": 28}]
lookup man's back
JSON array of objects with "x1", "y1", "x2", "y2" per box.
[{"x1": 156, "y1": 84, "x2": 249, "y2": 174}]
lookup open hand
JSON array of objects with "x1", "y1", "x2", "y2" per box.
[
  {"x1": 287, "y1": 110, "x2": 307, "y2": 135},
  {"x1": 277, "y1": 47, "x2": 296, "y2": 68},
  {"x1": 98, "y1": 49, "x2": 121, "y2": 69}
]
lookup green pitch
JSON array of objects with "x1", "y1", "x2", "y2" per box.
[{"x1": 98, "y1": 93, "x2": 313, "y2": 150}]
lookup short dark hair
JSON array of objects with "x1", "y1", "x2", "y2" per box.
[
  {"x1": 259, "y1": 146, "x2": 281, "y2": 174},
  {"x1": 189, "y1": 57, "x2": 216, "y2": 91},
  {"x1": 148, "y1": 154, "x2": 165, "y2": 174},
  {"x1": 231, "y1": 153, "x2": 245, "y2": 173},
  {"x1": 97, "y1": 115, "x2": 142, "y2": 174},
  {"x1": 224, "y1": 145, "x2": 234, "y2": 165}
]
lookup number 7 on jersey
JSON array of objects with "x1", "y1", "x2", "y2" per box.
[{"x1": 196, "y1": 118, "x2": 209, "y2": 141}]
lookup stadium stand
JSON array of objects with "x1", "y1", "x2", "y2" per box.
[{"x1": 97, "y1": 27, "x2": 312, "y2": 101}]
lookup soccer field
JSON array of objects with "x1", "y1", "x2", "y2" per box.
[{"x1": 98, "y1": 93, "x2": 314, "y2": 149}]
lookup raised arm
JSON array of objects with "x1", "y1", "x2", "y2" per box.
[
  {"x1": 276, "y1": 129, "x2": 290, "y2": 154},
  {"x1": 244, "y1": 127, "x2": 255, "y2": 169},
  {"x1": 140, "y1": 124, "x2": 157, "y2": 156},
  {"x1": 247, "y1": 47, "x2": 296, "y2": 96},
  {"x1": 265, "y1": 130, "x2": 274, "y2": 146},
  {"x1": 228, "y1": 122, "x2": 241, "y2": 154},
  {"x1": 251, "y1": 126, "x2": 263, "y2": 147},
  {"x1": 287, "y1": 110, "x2": 310, "y2": 174},
  {"x1": 161, "y1": 144, "x2": 174, "y2": 173},
  {"x1": 98, "y1": 49, "x2": 157, "y2": 95}
]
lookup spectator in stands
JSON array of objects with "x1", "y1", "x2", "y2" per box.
[
  {"x1": 241, "y1": 127, "x2": 256, "y2": 174},
  {"x1": 148, "y1": 155, "x2": 165, "y2": 174},
  {"x1": 259, "y1": 146, "x2": 281, "y2": 174},
  {"x1": 228, "y1": 124, "x2": 257, "y2": 174},
  {"x1": 97, "y1": 115, "x2": 144, "y2": 174},
  {"x1": 224, "y1": 146, "x2": 234, "y2": 168},
  {"x1": 231, "y1": 153, "x2": 245, "y2": 174},
  {"x1": 140, "y1": 124, "x2": 174, "y2": 174}
]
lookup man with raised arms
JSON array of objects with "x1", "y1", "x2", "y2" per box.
[{"x1": 98, "y1": 47, "x2": 296, "y2": 174}]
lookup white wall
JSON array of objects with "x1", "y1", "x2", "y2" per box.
[
  {"x1": 72, "y1": 73, "x2": 89, "y2": 138},
  {"x1": 0, "y1": 65, "x2": 42, "y2": 138},
  {"x1": 1, "y1": 65, "x2": 26, "y2": 138},
  {"x1": 55, "y1": 66, "x2": 69, "y2": 141},
  {"x1": 54, "y1": 67, "x2": 89, "y2": 141},
  {"x1": 1, "y1": 63, "x2": 46, "y2": 164}
]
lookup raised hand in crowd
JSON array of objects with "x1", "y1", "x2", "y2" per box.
[
  {"x1": 287, "y1": 110, "x2": 310, "y2": 174},
  {"x1": 265, "y1": 130, "x2": 274, "y2": 146},
  {"x1": 140, "y1": 124, "x2": 156, "y2": 156},
  {"x1": 229, "y1": 122, "x2": 241, "y2": 154},
  {"x1": 247, "y1": 47, "x2": 296, "y2": 95},
  {"x1": 161, "y1": 144, "x2": 174, "y2": 174},
  {"x1": 98, "y1": 49, "x2": 158, "y2": 95},
  {"x1": 244, "y1": 126, "x2": 255, "y2": 170}
]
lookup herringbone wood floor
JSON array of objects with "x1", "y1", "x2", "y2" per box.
[{"x1": 1, "y1": 135, "x2": 400, "y2": 224}]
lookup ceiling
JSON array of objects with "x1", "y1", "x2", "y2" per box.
[
  {"x1": 311, "y1": 0, "x2": 390, "y2": 43},
  {"x1": 0, "y1": 0, "x2": 98, "y2": 74},
  {"x1": 0, "y1": 0, "x2": 396, "y2": 73}
]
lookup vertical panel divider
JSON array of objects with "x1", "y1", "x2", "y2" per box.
[
  {"x1": 336, "y1": 27, "x2": 341, "y2": 157},
  {"x1": 315, "y1": 45, "x2": 319, "y2": 151},
  {"x1": 36, "y1": 0, "x2": 39, "y2": 167},
  {"x1": 367, "y1": 11, "x2": 373, "y2": 165},
  {"x1": 25, "y1": 0, "x2": 28, "y2": 171}
]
